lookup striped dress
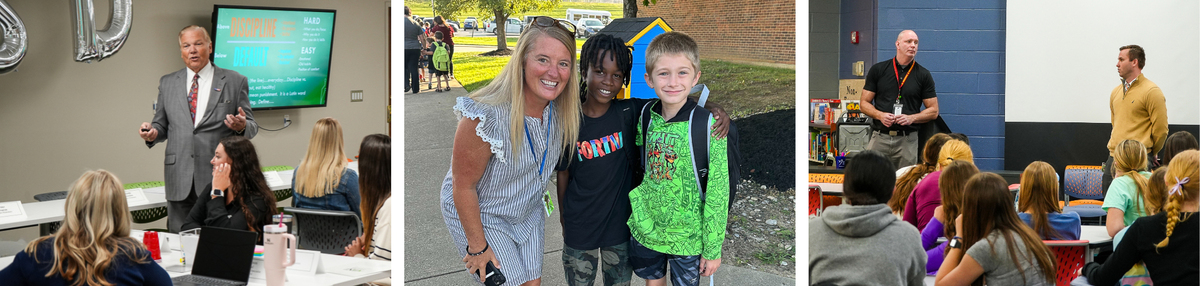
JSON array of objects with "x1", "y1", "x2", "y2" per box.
[{"x1": 441, "y1": 97, "x2": 561, "y2": 285}]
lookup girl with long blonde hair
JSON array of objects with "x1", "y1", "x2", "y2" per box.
[
  {"x1": 1083, "y1": 149, "x2": 1199, "y2": 284},
  {"x1": 903, "y1": 139, "x2": 973, "y2": 230},
  {"x1": 440, "y1": 17, "x2": 582, "y2": 286},
  {"x1": 293, "y1": 117, "x2": 361, "y2": 217},
  {"x1": 891, "y1": 133, "x2": 954, "y2": 215},
  {"x1": 0, "y1": 170, "x2": 171, "y2": 285},
  {"x1": 936, "y1": 173, "x2": 1056, "y2": 286},
  {"x1": 1103, "y1": 139, "x2": 1167, "y2": 237}
]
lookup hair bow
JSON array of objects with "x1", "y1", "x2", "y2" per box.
[{"x1": 1169, "y1": 176, "x2": 1191, "y2": 197}]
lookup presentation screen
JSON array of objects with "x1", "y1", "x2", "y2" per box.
[{"x1": 211, "y1": 5, "x2": 336, "y2": 110}]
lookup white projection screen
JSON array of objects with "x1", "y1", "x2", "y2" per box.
[{"x1": 1007, "y1": 1, "x2": 1199, "y2": 125}]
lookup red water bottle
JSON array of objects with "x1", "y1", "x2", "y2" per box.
[{"x1": 144, "y1": 231, "x2": 162, "y2": 261}]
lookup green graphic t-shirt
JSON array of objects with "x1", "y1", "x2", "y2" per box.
[{"x1": 628, "y1": 102, "x2": 729, "y2": 260}]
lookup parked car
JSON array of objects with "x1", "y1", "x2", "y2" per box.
[
  {"x1": 577, "y1": 18, "x2": 606, "y2": 38},
  {"x1": 464, "y1": 19, "x2": 478, "y2": 30},
  {"x1": 447, "y1": 21, "x2": 461, "y2": 32},
  {"x1": 487, "y1": 18, "x2": 523, "y2": 35}
]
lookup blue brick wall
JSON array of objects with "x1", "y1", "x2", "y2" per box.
[
  {"x1": 874, "y1": 0, "x2": 1007, "y2": 170},
  {"x1": 839, "y1": 0, "x2": 877, "y2": 79}
]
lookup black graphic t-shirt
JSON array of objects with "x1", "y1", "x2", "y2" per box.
[{"x1": 555, "y1": 98, "x2": 649, "y2": 249}]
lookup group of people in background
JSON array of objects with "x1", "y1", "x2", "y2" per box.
[
  {"x1": 0, "y1": 23, "x2": 393, "y2": 285},
  {"x1": 404, "y1": 6, "x2": 456, "y2": 94},
  {"x1": 813, "y1": 32, "x2": 1198, "y2": 285}
]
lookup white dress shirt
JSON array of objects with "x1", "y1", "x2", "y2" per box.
[{"x1": 185, "y1": 62, "x2": 215, "y2": 127}]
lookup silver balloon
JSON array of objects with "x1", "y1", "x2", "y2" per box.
[
  {"x1": 71, "y1": 0, "x2": 132, "y2": 62},
  {"x1": 0, "y1": 0, "x2": 28, "y2": 74}
]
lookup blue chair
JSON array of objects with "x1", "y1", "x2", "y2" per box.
[{"x1": 1062, "y1": 165, "x2": 1106, "y2": 225}]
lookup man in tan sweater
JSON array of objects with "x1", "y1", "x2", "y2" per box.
[{"x1": 1102, "y1": 44, "x2": 1168, "y2": 194}]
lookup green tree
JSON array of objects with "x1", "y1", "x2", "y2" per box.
[{"x1": 435, "y1": 0, "x2": 560, "y2": 51}]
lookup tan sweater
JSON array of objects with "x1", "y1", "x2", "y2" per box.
[{"x1": 1109, "y1": 73, "x2": 1168, "y2": 156}]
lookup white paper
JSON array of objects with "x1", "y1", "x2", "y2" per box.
[
  {"x1": 0, "y1": 201, "x2": 27, "y2": 219},
  {"x1": 141, "y1": 186, "x2": 166, "y2": 195},
  {"x1": 324, "y1": 260, "x2": 390, "y2": 277},
  {"x1": 125, "y1": 188, "x2": 150, "y2": 205},
  {"x1": 263, "y1": 171, "x2": 284, "y2": 187},
  {"x1": 288, "y1": 249, "x2": 321, "y2": 276}
]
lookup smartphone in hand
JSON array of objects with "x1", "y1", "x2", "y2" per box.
[{"x1": 483, "y1": 261, "x2": 505, "y2": 286}]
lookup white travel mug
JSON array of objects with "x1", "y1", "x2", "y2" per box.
[{"x1": 263, "y1": 224, "x2": 297, "y2": 286}]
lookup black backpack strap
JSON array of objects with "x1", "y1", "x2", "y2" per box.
[
  {"x1": 638, "y1": 100, "x2": 657, "y2": 169},
  {"x1": 689, "y1": 105, "x2": 712, "y2": 201}
]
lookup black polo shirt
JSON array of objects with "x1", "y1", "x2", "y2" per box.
[{"x1": 863, "y1": 58, "x2": 937, "y2": 132}]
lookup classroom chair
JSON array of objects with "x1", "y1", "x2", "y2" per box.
[
  {"x1": 262, "y1": 165, "x2": 295, "y2": 203},
  {"x1": 124, "y1": 181, "x2": 169, "y2": 233},
  {"x1": 808, "y1": 185, "x2": 821, "y2": 217},
  {"x1": 283, "y1": 207, "x2": 362, "y2": 255},
  {"x1": 1062, "y1": 166, "x2": 1106, "y2": 225},
  {"x1": 1045, "y1": 240, "x2": 1089, "y2": 286},
  {"x1": 33, "y1": 191, "x2": 67, "y2": 236},
  {"x1": 808, "y1": 174, "x2": 844, "y2": 211}
]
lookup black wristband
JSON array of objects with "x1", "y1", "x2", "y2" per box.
[{"x1": 466, "y1": 243, "x2": 489, "y2": 256}]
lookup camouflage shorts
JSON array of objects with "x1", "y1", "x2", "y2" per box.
[{"x1": 561, "y1": 242, "x2": 632, "y2": 286}]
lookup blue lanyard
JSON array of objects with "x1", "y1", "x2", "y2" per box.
[{"x1": 524, "y1": 101, "x2": 553, "y2": 177}]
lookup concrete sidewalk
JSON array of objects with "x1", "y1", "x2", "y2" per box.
[{"x1": 403, "y1": 79, "x2": 795, "y2": 285}]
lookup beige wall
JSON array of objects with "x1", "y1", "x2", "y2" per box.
[{"x1": 0, "y1": 0, "x2": 387, "y2": 241}]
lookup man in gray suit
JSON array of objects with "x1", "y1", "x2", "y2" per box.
[{"x1": 139, "y1": 25, "x2": 258, "y2": 232}]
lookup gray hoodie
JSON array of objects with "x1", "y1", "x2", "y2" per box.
[{"x1": 809, "y1": 204, "x2": 927, "y2": 286}]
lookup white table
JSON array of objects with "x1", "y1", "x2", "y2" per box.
[
  {"x1": 0, "y1": 170, "x2": 294, "y2": 232},
  {"x1": 811, "y1": 183, "x2": 843, "y2": 195},
  {"x1": 0, "y1": 229, "x2": 389, "y2": 286}
]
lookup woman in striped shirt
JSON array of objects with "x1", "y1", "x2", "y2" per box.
[{"x1": 440, "y1": 17, "x2": 582, "y2": 286}]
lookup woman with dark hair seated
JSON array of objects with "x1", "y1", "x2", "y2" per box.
[{"x1": 182, "y1": 136, "x2": 278, "y2": 242}]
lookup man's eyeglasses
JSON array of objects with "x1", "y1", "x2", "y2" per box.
[{"x1": 531, "y1": 16, "x2": 576, "y2": 35}]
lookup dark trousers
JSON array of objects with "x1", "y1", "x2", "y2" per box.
[
  {"x1": 446, "y1": 44, "x2": 455, "y2": 76},
  {"x1": 405, "y1": 49, "x2": 421, "y2": 93},
  {"x1": 1100, "y1": 154, "x2": 1158, "y2": 197},
  {"x1": 167, "y1": 186, "x2": 199, "y2": 233}
]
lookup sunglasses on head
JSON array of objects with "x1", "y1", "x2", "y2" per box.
[{"x1": 531, "y1": 16, "x2": 576, "y2": 35}]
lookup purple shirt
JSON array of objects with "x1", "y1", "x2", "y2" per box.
[{"x1": 904, "y1": 170, "x2": 942, "y2": 231}]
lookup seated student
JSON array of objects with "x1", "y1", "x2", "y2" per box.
[
  {"x1": 936, "y1": 173, "x2": 1056, "y2": 286},
  {"x1": 1018, "y1": 161, "x2": 1082, "y2": 240},
  {"x1": 292, "y1": 117, "x2": 362, "y2": 217},
  {"x1": 182, "y1": 136, "x2": 278, "y2": 242},
  {"x1": 1161, "y1": 130, "x2": 1198, "y2": 166},
  {"x1": 1103, "y1": 139, "x2": 1166, "y2": 237},
  {"x1": 921, "y1": 160, "x2": 978, "y2": 275},
  {"x1": 0, "y1": 170, "x2": 172, "y2": 285},
  {"x1": 1083, "y1": 150, "x2": 1199, "y2": 285},
  {"x1": 344, "y1": 134, "x2": 391, "y2": 285},
  {"x1": 904, "y1": 139, "x2": 973, "y2": 230},
  {"x1": 891, "y1": 133, "x2": 954, "y2": 215},
  {"x1": 810, "y1": 150, "x2": 926, "y2": 285}
]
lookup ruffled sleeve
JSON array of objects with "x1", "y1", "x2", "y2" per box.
[{"x1": 453, "y1": 97, "x2": 510, "y2": 163}]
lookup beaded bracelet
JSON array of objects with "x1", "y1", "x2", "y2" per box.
[{"x1": 467, "y1": 243, "x2": 489, "y2": 256}]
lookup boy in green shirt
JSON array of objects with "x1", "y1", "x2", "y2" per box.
[{"x1": 627, "y1": 31, "x2": 730, "y2": 286}]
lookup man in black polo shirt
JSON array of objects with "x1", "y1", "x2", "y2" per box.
[{"x1": 860, "y1": 30, "x2": 939, "y2": 167}]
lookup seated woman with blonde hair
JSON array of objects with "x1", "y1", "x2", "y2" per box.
[
  {"x1": 0, "y1": 170, "x2": 172, "y2": 285},
  {"x1": 293, "y1": 117, "x2": 361, "y2": 217}
]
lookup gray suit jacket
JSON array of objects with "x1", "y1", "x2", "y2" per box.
[{"x1": 147, "y1": 65, "x2": 258, "y2": 201}]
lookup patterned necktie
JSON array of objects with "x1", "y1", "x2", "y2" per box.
[{"x1": 189, "y1": 73, "x2": 199, "y2": 122}]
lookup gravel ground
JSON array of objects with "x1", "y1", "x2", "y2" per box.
[{"x1": 722, "y1": 180, "x2": 796, "y2": 278}]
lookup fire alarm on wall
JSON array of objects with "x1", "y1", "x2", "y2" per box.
[{"x1": 851, "y1": 31, "x2": 859, "y2": 44}]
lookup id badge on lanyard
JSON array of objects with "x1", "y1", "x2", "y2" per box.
[
  {"x1": 892, "y1": 59, "x2": 912, "y2": 116},
  {"x1": 526, "y1": 102, "x2": 556, "y2": 217}
]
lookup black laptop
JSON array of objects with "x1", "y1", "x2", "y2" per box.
[{"x1": 171, "y1": 227, "x2": 258, "y2": 286}]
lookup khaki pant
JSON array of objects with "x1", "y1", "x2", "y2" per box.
[{"x1": 867, "y1": 130, "x2": 918, "y2": 168}]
